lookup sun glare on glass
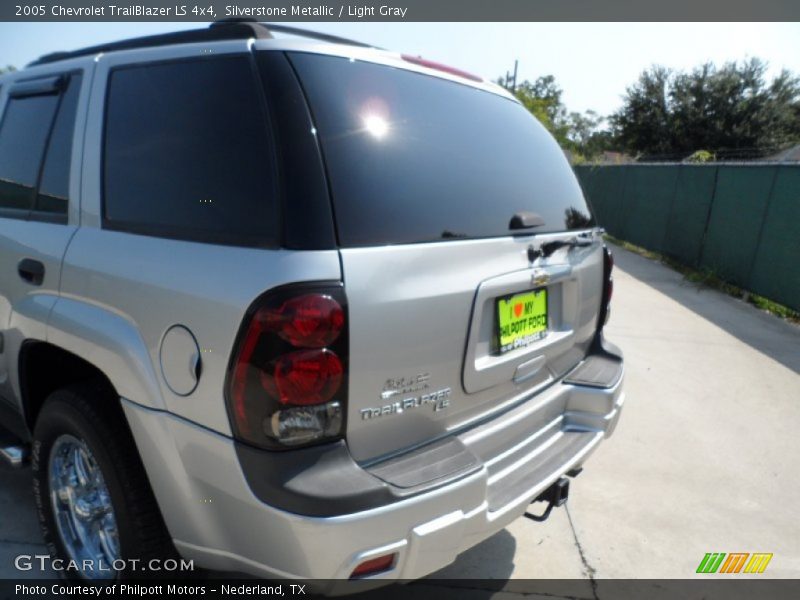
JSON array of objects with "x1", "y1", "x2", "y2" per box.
[{"x1": 363, "y1": 114, "x2": 389, "y2": 139}]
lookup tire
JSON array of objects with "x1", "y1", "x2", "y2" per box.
[{"x1": 31, "y1": 380, "x2": 177, "y2": 580}]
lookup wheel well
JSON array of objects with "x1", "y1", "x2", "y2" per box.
[{"x1": 19, "y1": 341, "x2": 116, "y2": 432}]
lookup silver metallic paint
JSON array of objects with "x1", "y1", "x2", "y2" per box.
[{"x1": 0, "y1": 37, "x2": 623, "y2": 584}]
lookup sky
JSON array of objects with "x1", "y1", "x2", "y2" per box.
[{"x1": 1, "y1": 22, "x2": 799, "y2": 118}]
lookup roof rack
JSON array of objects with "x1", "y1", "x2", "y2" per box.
[{"x1": 28, "y1": 20, "x2": 376, "y2": 67}]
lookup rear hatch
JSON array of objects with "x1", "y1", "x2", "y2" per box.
[{"x1": 290, "y1": 52, "x2": 604, "y2": 463}]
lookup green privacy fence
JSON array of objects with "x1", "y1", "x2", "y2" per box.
[{"x1": 573, "y1": 164, "x2": 800, "y2": 312}]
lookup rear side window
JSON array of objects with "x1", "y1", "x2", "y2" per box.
[
  {"x1": 290, "y1": 53, "x2": 595, "y2": 247},
  {"x1": 0, "y1": 91, "x2": 59, "y2": 211},
  {"x1": 0, "y1": 73, "x2": 82, "y2": 219},
  {"x1": 103, "y1": 56, "x2": 278, "y2": 246}
]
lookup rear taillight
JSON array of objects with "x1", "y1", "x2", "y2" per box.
[
  {"x1": 597, "y1": 245, "x2": 614, "y2": 329},
  {"x1": 227, "y1": 284, "x2": 348, "y2": 449},
  {"x1": 269, "y1": 349, "x2": 343, "y2": 406},
  {"x1": 263, "y1": 293, "x2": 344, "y2": 348}
]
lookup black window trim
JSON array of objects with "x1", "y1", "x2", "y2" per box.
[
  {"x1": 0, "y1": 207, "x2": 32, "y2": 221},
  {"x1": 254, "y1": 50, "x2": 337, "y2": 250},
  {"x1": 0, "y1": 207, "x2": 66, "y2": 225},
  {"x1": 99, "y1": 53, "x2": 282, "y2": 249},
  {"x1": 0, "y1": 70, "x2": 80, "y2": 225}
]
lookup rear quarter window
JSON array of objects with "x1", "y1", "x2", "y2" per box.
[
  {"x1": 103, "y1": 56, "x2": 278, "y2": 247},
  {"x1": 289, "y1": 53, "x2": 594, "y2": 247},
  {"x1": 0, "y1": 91, "x2": 60, "y2": 212}
]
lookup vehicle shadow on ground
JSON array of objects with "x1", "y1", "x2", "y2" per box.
[
  {"x1": 429, "y1": 528, "x2": 517, "y2": 580},
  {"x1": 0, "y1": 465, "x2": 54, "y2": 579},
  {"x1": 0, "y1": 466, "x2": 40, "y2": 541},
  {"x1": 204, "y1": 529, "x2": 519, "y2": 597},
  {"x1": 381, "y1": 529, "x2": 519, "y2": 599},
  {"x1": 612, "y1": 246, "x2": 800, "y2": 376},
  {"x1": 410, "y1": 529, "x2": 591, "y2": 599}
]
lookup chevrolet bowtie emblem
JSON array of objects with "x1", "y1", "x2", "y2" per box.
[{"x1": 531, "y1": 270, "x2": 550, "y2": 287}]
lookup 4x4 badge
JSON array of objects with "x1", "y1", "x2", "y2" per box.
[{"x1": 380, "y1": 372, "x2": 430, "y2": 400}]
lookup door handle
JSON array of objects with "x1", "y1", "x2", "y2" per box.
[{"x1": 18, "y1": 258, "x2": 45, "y2": 286}]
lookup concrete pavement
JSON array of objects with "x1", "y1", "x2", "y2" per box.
[
  {"x1": 567, "y1": 245, "x2": 800, "y2": 580},
  {"x1": 1, "y1": 245, "x2": 799, "y2": 589},
  {"x1": 439, "y1": 244, "x2": 800, "y2": 581}
]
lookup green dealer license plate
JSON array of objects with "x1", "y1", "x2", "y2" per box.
[{"x1": 497, "y1": 289, "x2": 548, "y2": 354}]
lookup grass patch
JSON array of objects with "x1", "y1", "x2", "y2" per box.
[
  {"x1": 750, "y1": 294, "x2": 800, "y2": 320},
  {"x1": 604, "y1": 234, "x2": 800, "y2": 325}
]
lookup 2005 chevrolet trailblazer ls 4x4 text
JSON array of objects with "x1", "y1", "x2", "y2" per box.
[{"x1": 0, "y1": 21, "x2": 624, "y2": 586}]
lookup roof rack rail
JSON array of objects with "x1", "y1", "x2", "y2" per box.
[
  {"x1": 27, "y1": 20, "x2": 377, "y2": 68},
  {"x1": 28, "y1": 21, "x2": 270, "y2": 67}
]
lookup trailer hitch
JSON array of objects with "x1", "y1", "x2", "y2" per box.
[{"x1": 524, "y1": 476, "x2": 570, "y2": 522}]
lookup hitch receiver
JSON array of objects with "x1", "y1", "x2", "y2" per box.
[{"x1": 524, "y1": 476, "x2": 569, "y2": 522}]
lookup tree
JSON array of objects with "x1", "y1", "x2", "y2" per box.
[
  {"x1": 566, "y1": 110, "x2": 610, "y2": 159},
  {"x1": 609, "y1": 66, "x2": 673, "y2": 158},
  {"x1": 611, "y1": 59, "x2": 800, "y2": 160},
  {"x1": 0, "y1": 65, "x2": 16, "y2": 75},
  {"x1": 502, "y1": 75, "x2": 609, "y2": 161},
  {"x1": 510, "y1": 76, "x2": 570, "y2": 145}
]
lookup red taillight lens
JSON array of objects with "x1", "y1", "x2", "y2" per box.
[
  {"x1": 350, "y1": 553, "x2": 397, "y2": 579},
  {"x1": 269, "y1": 349, "x2": 343, "y2": 406},
  {"x1": 261, "y1": 294, "x2": 344, "y2": 348},
  {"x1": 227, "y1": 285, "x2": 348, "y2": 449},
  {"x1": 598, "y1": 246, "x2": 614, "y2": 329}
]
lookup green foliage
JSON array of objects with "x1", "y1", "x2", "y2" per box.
[
  {"x1": 510, "y1": 76, "x2": 570, "y2": 142},
  {"x1": 611, "y1": 59, "x2": 800, "y2": 160},
  {"x1": 501, "y1": 75, "x2": 611, "y2": 161},
  {"x1": 684, "y1": 150, "x2": 715, "y2": 163},
  {"x1": 611, "y1": 66, "x2": 673, "y2": 158},
  {"x1": 0, "y1": 65, "x2": 16, "y2": 75}
]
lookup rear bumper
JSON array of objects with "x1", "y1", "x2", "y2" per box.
[{"x1": 121, "y1": 361, "x2": 623, "y2": 586}]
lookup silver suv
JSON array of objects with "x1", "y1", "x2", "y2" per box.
[{"x1": 0, "y1": 21, "x2": 624, "y2": 585}]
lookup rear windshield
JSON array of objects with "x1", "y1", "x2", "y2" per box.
[{"x1": 289, "y1": 53, "x2": 594, "y2": 247}]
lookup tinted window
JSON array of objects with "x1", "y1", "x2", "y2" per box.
[
  {"x1": 103, "y1": 56, "x2": 278, "y2": 246},
  {"x1": 0, "y1": 91, "x2": 59, "y2": 211},
  {"x1": 36, "y1": 73, "x2": 82, "y2": 215},
  {"x1": 290, "y1": 54, "x2": 595, "y2": 247}
]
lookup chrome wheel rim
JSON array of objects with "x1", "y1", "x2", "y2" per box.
[{"x1": 49, "y1": 434, "x2": 119, "y2": 579}]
